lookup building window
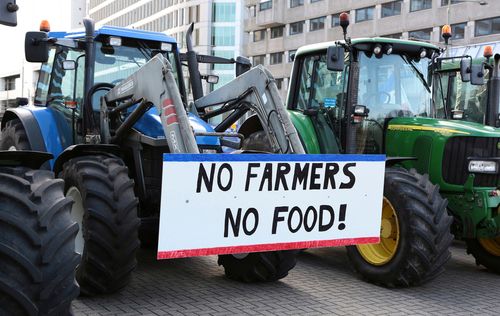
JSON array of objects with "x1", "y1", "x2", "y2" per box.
[
  {"x1": 311, "y1": 0, "x2": 323, "y2": 2},
  {"x1": 212, "y1": 50, "x2": 235, "y2": 70},
  {"x1": 270, "y1": 52, "x2": 283, "y2": 64},
  {"x1": 253, "y1": 55, "x2": 266, "y2": 65},
  {"x1": 1, "y1": 75, "x2": 19, "y2": 91},
  {"x1": 356, "y1": 7, "x2": 374, "y2": 23},
  {"x1": 254, "y1": 29, "x2": 266, "y2": 42},
  {"x1": 249, "y1": 5, "x2": 256, "y2": 17},
  {"x1": 270, "y1": 26, "x2": 284, "y2": 38},
  {"x1": 310, "y1": 16, "x2": 326, "y2": 31},
  {"x1": 410, "y1": 0, "x2": 432, "y2": 12},
  {"x1": 212, "y1": 2, "x2": 236, "y2": 22},
  {"x1": 475, "y1": 16, "x2": 500, "y2": 37},
  {"x1": 440, "y1": 22, "x2": 466, "y2": 41},
  {"x1": 212, "y1": 26, "x2": 235, "y2": 46},
  {"x1": 259, "y1": 0, "x2": 272, "y2": 11},
  {"x1": 290, "y1": 21, "x2": 304, "y2": 35},
  {"x1": 383, "y1": 33, "x2": 402, "y2": 39},
  {"x1": 290, "y1": 0, "x2": 304, "y2": 8},
  {"x1": 275, "y1": 78, "x2": 283, "y2": 89},
  {"x1": 331, "y1": 13, "x2": 340, "y2": 27},
  {"x1": 441, "y1": 0, "x2": 467, "y2": 5},
  {"x1": 409, "y1": 28, "x2": 432, "y2": 41},
  {"x1": 381, "y1": 1, "x2": 402, "y2": 18},
  {"x1": 288, "y1": 50, "x2": 297, "y2": 62}
]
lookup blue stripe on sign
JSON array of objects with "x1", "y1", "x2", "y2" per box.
[{"x1": 163, "y1": 153, "x2": 386, "y2": 162}]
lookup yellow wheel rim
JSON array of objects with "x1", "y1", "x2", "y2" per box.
[
  {"x1": 479, "y1": 237, "x2": 500, "y2": 257},
  {"x1": 356, "y1": 197, "x2": 400, "y2": 266}
]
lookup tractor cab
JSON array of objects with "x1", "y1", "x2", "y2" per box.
[{"x1": 286, "y1": 37, "x2": 439, "y2": 155}]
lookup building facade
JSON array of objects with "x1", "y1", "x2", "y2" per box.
[
  {"x1": 245, "y1": 0, "x2": 500, "y2": 97},
  {"x1": 88, "y1": 0, "x2": 246, "y2": 100}
]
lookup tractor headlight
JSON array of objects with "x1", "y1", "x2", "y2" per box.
[{"x1": 468, "y1": 160, "x2": 498, "y2": 174}]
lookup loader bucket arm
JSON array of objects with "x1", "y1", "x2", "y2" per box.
[
  {"x1": 194, "y1": 65, "x2": 305, "y2": 154},
  {"x1": 103, "y1": 54, "x2": 199, "y2": 154}
]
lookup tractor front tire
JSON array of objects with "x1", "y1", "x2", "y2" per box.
[
  {"x1": 60, "y1": 155, "x2": 140, "y2": 295},
  {"x1": 466, "y1": 237, "x2": 500, "y2": 274},
  {"x1": 0, "y1": 167, "x2": 79, "y2": 315},
  {"x1": 218, "y1": 131, "x2": 298, "y2": 282},
  {"x1": 0, "y1": 119, "x2": 31, "y2": 151},
  {"x1": 346, "y1": 167, "x2": 453, "y2": 287}
]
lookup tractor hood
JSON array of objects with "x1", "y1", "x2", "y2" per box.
[
  {"x1": 133, "y1": 107, "x2": 220, "y2": 146},
  {"x1": 387, "y1": 117, "x2": 500, "y2": 138}
]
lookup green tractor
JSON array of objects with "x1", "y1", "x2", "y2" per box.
[{"x1": 239, "y1": 14, "x2": 500, "y2": 286}]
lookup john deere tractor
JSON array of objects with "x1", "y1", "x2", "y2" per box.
[{"x1": 239, "y1": 14, "x2": 500, "y2": 286}]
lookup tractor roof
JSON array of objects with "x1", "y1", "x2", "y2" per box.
[
  {"x1": 49, "y1": 25, "x2": 176, "y2": 44},
  {"x1": 296, "y1": 37, "x2": 439, "y2": 57}
]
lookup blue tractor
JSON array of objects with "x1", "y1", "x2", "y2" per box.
[{"x1": 3, "y1": 18, "x2": 304, "y2": 298}]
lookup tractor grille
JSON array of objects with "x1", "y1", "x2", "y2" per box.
[{"x1": 442, "y1": 136, "x2": 499, "y2": 187}]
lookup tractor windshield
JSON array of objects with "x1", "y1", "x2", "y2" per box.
[
  {"x1": 434, "y1": 69, "x2": 489, "y2": 124},
  {"x1": 358, "y1": 52, "x2": 433, "y2": 121}
]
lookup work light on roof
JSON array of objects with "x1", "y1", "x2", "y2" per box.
[
  {"x1": 161, "y1": 42, "x2": 172, "y2": 51},
  {"x1": 109, "y1": 36, "x2": 122, "y2": 46}
]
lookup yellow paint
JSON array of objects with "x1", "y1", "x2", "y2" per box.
[
  {"x1": 479, "y1": 237, "x2": 500, "y2": 256},
  {"x1": 356, "y1": 197, "x2": 400, "y2": 266},
  {"x1": 388, "y1": 124, "x2": 470, "y2": 135}
]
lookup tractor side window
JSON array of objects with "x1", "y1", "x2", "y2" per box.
[
  {"x1": 433, "y1": 72, "x2": 450, "y2": 119},
  {"x1": 34, "y1": 48, "x2": 56, "y2": 105},
  {"x1": 296, "y1": 55, "x2": 315, "y2": 110},
  {"x1": 47, "y1": 47, "x2": 85, "y2": 113}
]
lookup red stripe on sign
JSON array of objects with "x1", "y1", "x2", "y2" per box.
[
  {"x1": 166, "y1": 115, "x2": 178, "y2": 125},
  {"x1": 157, "y1": 237, "x2": 379, "y2": 260}
]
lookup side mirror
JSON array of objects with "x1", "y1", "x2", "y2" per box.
[
  {"x1": 470, "y1": 63, "x2": 485, "y2": 85},
  {"x1": 25, "y1": 31, "x2": 49, "y2": 62},
  {"x1": 63, "y1": 60, "x2": 76, "y2": 70},
  {"x1": 460, "y1": 59, "x2": 471, "y2": 82},
  {"x1": 16, "y1": 97, "x2": 28, "y2": 106},
  {"x1": 327, "y1": 46, "x2": 344, "y2": 71},
  {"x1": 236, "y1": 56, "x2": 252, "y2": 77},
  {"x1": 203, "y1": 75, "x2": 219, "y2": 84}
]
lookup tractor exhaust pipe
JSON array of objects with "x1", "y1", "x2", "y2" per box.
[
  {"x1": 83, "y1": 17, "x2": 96, "y2": 137},
  {"x1": 488, "y1": 54, "x2": 500, "y2": 127},
  {"x1": 186, "y1": 23, "x2": 203, "y2": 101}
]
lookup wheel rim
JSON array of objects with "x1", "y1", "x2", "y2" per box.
[
  {"x1": 67, "y1": 186, "x2": 85, "y2": 255},
  {"x1": 356, "y1": 197, "x2": 400, "y2": 266},
  {"x1": 479, "y1": 237, "x2": 500, "y2": 256}
]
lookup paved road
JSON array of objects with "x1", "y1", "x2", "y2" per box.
[{"x1": 73, "y1": 242, "x2": 500, "y2": 315}]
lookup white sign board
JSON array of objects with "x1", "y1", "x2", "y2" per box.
[{"x1": 157, "y1": 154, "x2": 385, "y2": 259}]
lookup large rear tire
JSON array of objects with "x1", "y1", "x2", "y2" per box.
[
  {"x1": 59, "y1": 155, "x2": 140, "y2": 295},
  {"x1": 0, "y1": 119, "x2": 31, "y2": 151},
  {"x1": 466, "y1": 237, "x2": 500, "y2": 274},
  {"x1": 218, "y1": 131, "x2": 298, "y2": 282},
  {"x1": 346, "y1": 167, "x2": 453, "y2": 287},
  {"x1": 0, "y1": 167, "x2": 79, "y2": 315}
]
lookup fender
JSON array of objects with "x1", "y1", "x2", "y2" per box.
[
  {"x1": 2, "y1": 108, "x2": 47, "y2": 152},
  {"x1": 238, "y1": 114, "x2": 263, "y2": 139},
  {"x1": 53, "y1": 144, "x2": 122, "y2": 175},
  {"x1": 386, "y1": 157, "x2": 417, "y2": 167},
  {"x1": 0, "y1": 151, "x2": 53, "y2": 169}
]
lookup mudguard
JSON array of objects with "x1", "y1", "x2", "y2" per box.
[
  {"x1": 53, "y1": 144, "x2": 121, "y2": 175},
  {"x1": 0, "y1": 151, "x2": 53, "y2": 169}
]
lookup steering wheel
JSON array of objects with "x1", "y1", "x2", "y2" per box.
[{"x1": 386, "y1": 109, "x2": 414, "y2": 118}]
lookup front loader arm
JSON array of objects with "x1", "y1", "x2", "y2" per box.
[
  {"x1": 104, "y1": 54, "x2": 199, "y2": 154},
  {"x1": 194, "y1": 65, "x2": 305, "y2": 154}
]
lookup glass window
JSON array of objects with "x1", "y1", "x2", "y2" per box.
[
  {"x1": 212, "y1": 50, "x2": 234, "y2": 70},
  {"x1": 409, "y1": 28, "x2": 433, "y2": 41},
  {"x1": 290, "y1": 0, "x2": 304, "y2": 8},
  {"x1": 253, "y1": 55, "x2": 266, "y2": 65},
  {"x1": 259, "y1": 0, "x2": 272, "y2": 11},
  {"x1": 331, "y1": 13, "x2": 340, "y2": 27},
  {"x1": 311, "y1": 0, "x2": 322, "y2": 2},
  {"x1": 290, "y1": 21, "x2": 304, "y2": 35},
  {"x1": 254, "y1": 29, "x2": 266, "y2": 42},
  {"x1": 310, "y1": 16, "x2": 326, "y2": 31},
  {"x1": 410, "y1": 0, "x2": 432, "y2": 12},
  {"x1": 212, "y1": 26, "x2": 235, "y2": 46},
  {"x1": 440, "y1": 22, "x2": 466, "y2": 41},
  {"x1": 275, "y1": 78, "x2": 283, "y2": 89},
  {"x1": 381, "y1": 1, "x2": 402, "y2": 18},
  {"x1": 212, "y1": 2, "x2": 236, "y2": 22},
  {"x1": 356, "y1": 7, "x2": 374, "y2": 23},
  {"x1": 288, "y1": 50, "x2": 297, "y2": 62},
  {"x1": 271, "y1": 26, "x2": 284, "y2": 38},
  {"x1": 441, "y1": 0, "x2": 467, "y2": 5},
  {"x1": 383, "y1": 33, "x2": 402, "y2": 39},
  {"x1": 270, "y1": 52, "x2": 283, "y2": 64},
  {"x1": 475, "y1": 16, "x2": 500, "y2": 37}
]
